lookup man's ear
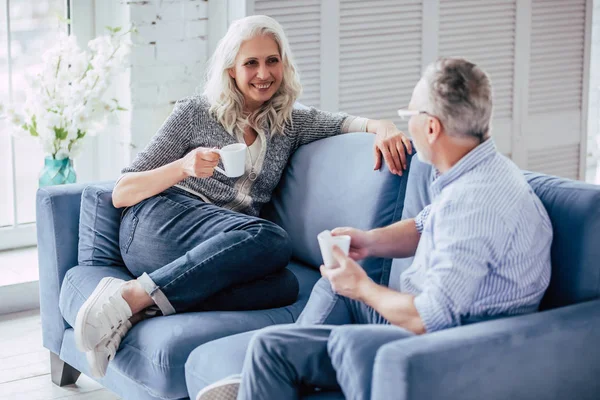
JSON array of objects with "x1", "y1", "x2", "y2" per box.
[
  {"x1": 228, "y1": 68, "x2": 236, "y2": 79},
  {"x1": 427, "y1": 116, "x2": 442, "y2": 144}
]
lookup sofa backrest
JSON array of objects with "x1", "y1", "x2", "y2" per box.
[
  {"x1": 388, "y1": 156, "x2": 600, "y2": 310},
  {"x1": 525, "y1": 172, "x2": 600, "y2": 310},
  {"x1": 261, "y1": 132, "x2": 412, "y2": 283},
  {"x1": 388, "y1": 156, "x2": 434, "y2": 290}
]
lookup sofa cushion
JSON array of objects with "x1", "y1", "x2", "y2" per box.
[
  {"x1": 185, "y1": 329, "x2": 344, "y2": 400},
  {"x1": 262, "y1": 132, "x2": 411, "y2": 283},
  {"x1": 525, "y1": 173, "x2": 600, "y2": 310},
  {"x1": 78, "y1": 183, "x2": 125, "y2": 267},
  {"x1": 58, "y1": 261, "x2": 320, "y2": 400}
]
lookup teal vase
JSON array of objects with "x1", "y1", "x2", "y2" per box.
[{"x1": 39, "y1": 156, "x2": 77, "y2": 187}]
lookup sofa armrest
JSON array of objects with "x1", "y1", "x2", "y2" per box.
[
  {"x1": 36, "y1": 183, "x2": 87, "y2": 354},
  {"x1": 372, "y1": 300, "x2": 600, "y2": 400}
]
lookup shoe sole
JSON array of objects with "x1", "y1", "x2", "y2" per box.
[
  {"x1": 75, "y1": 278, "x2": 114, "y2": 352},
  {"x1": 196, "y1": 379, "x2": 240, "y2": 400},
  {"x1": 86, "y1": 350, "x2": 108, "y2": 379}
]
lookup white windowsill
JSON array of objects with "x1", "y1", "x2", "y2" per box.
[{"x1": 0, "y1": 246, "x2": 40, "y2": 315}]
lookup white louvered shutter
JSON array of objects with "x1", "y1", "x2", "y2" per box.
[
  {"x1": 254, "y1": 0, "x2": 321, "y2": 108},
  {"x1": 438, "y1": 0, "x2": 517, "y2": 156},
  {"x1": 338, "y1": 0, "x2": 423, "y2": 131},
  {"x1": 525, "y1": 0, "x2": 587, "y2": 179}
]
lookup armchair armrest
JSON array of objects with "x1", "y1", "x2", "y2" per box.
[
  {"x1": 372, "y1": 300, "x2": 600, "y2": 400},
  {"x1": 36, "y1": 183, "x2": 87, "y2": 354}
]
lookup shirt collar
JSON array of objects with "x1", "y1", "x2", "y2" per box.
[{"x1": 430, "y1": 138, "x2": 497, "y2": 196}]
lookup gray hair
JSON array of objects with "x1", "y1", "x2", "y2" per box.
[
  {"x1": 202, "y1": 15, "x2": 302, "y2": 136},
  {"x1": 422, "y1": 57, "x2": 493, "y2": 141}
]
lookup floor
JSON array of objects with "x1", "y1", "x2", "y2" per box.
[{"x1": 0, "y1": 309, "x2": 120, "y2": 400}]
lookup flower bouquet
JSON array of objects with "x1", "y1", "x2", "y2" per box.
[{"x1": 1, "y1": 26, "x2": 133, "y2": 185}]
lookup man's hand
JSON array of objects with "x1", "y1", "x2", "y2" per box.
[
  {"x1": 331, "y1": 227, "x2": 374, "y2": 261},
  {"x1": 369, "y1": 120, "x2": 413, "y2": 176},
  {"x1": 320, "y1": 246, "x2": 375, "y2": 301}
]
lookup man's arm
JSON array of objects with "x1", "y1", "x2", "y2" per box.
[
  {"x1": 359, "y1": 281, "x2": 426, "y2": 334},
  {"x1": 365, "y1": 204, "x2": 431, "y2": 259},
  {"x1": 367, "y1": 218, "x2": 421, "y2": 259}
]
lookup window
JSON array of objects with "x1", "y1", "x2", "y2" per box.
[{"x1": 0, "y1": 0, "x2": 70, "y2": 250}]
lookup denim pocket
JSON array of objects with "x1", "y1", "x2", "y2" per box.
[{"x1": 120, "y1": 211, "x2": 139, "y2": 254}]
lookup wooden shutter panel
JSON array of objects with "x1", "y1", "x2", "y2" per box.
[
  {"x1": 528, "y1": 0, "x2": 586, "y2": 115},
  {"x1": 338, "y1": 0, "x2": 423, "y2": 131},
  {"x1": 438, "y1": 0, "x2": 517, "y2": 155},
  {"x1": 254, "y1": 0, "x2": 321, "y2": 108},
  {"x1": 525, "y1": 0, "x2": 586, "y2": 179}
]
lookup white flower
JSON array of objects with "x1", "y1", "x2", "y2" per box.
[{"x1": 6, "y1": 27, "x2": 131, "y2": 158}]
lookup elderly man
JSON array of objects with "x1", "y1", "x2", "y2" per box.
[{"x1": 196, "y1": 58, "x2": 553, "y2": 400}]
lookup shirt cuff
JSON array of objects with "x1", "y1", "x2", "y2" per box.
[
  {"x1": 413, "y1": 292, "x2": 450, "y2": 333},
  {"x1": 414, "y1": 205, "x2": 432, "y2": 234},
  {"x1": 341, "y1": 116, "x2": 369, "y2": 133}
]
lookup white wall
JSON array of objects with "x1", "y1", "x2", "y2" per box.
[
  {"x1": 127, "y1": 0, "x2": 208, "y2": 166},
  {"x1": 73, "y1": 0, "x2": 209, "y2": 181}
]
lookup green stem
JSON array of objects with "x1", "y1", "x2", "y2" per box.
[
  {"x1": 54, "y1": 56, "x2": 62, "y2": 97},
  {"x1": 83, "y1": 76, "x2": 100, "y2": 106}
]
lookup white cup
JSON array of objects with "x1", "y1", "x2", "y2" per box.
[
  {"x1": 213, "y1": 143, "x2": 247, "y2": 178},
  {"x1": 317, "y1": 230, "x2": 351, "y2": 268}
]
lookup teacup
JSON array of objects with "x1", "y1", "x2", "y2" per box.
[
  {"x1": 213, "y1": 143, "x2": 247, "y2": 178},
  {"x1": 317, "y1": 230, "x2": 351, "y2": 268}
]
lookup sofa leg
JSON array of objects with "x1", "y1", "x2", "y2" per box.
[{"x1": 50, "y1": 352, "x2": 81, "y2": 386}]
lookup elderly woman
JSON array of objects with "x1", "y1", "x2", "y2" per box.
[{"x1": 74, "y1": 15, "x2": 412, "y2": 377}]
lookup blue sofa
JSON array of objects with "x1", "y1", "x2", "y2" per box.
[{"x1": 37, "y1": 133, "x2": 600, "y2": 400}]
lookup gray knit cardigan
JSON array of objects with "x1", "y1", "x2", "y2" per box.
[{"x1": 122, "y1": 96, "x2": 352, "y2": 216}]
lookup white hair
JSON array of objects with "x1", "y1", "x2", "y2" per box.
[
  {"x1": 422, "y1": 57, "x2": 493, "y2": 142},
  {"x1": 202, "y1": 15, "x2": 302, "y2": 136}
]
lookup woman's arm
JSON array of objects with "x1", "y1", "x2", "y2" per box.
[
  {"x1": 112, "y1": 97, "x2": 219, "y2": 208},
  {"x1": 366, "y1": 119, "x2": 413, "y2": 176},
  {"x1": 112, "y1": 148, "x2": 219, "y2": 208},
  {"x1": 291, "y1": 108, "x2": 412, "y2": 175}
]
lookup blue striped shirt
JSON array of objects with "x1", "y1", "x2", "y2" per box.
[{"x1": 400, "y1": 139, "x2": 553, "y2": 333}]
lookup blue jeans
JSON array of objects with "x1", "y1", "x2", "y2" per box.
[
  {"x1": 238, "y1": 278, "x2": 415, "y2": 400},
  {"x1": 119, "y1": 187, "x2": 297, "y2": 315}
]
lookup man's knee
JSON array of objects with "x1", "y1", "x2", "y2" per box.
[
  {"x1": 328, "y1": 325, "x2": 372, "y2": 358},
  {"x1": 248, "y1": 324, "x2": 298, "y2": 356}
]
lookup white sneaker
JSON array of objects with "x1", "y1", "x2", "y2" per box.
[
  {"x1": 75, "y1": 277, "x2": 132, "y2": 352},
  {"x1": 196, "y1": 375, "x2": 242, "y2": 400},
  {"x1": 86, "y1": 319, "x2": 132, "y2": 378}
]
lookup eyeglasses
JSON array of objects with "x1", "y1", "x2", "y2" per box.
[{"x1": 397, "y1": 108, "x2": 429, "y2": 121}]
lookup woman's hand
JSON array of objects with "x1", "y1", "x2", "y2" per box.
[
  {"x1": 368, "y1": 120, "x2": 413, "y2": 176},
  {"x1": 180, "y1": 147, "x2": 221, "y2": 178},
  {"x1": 331, "y1": 227, "x2": 374, "y2": 261}
]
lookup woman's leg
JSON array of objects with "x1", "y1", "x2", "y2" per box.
[
  {"x1": 119, "y1": 189, "x2": 292, "y2": 314},
  {"x1": 76, "y1": 189, "x2": 292, "y2": 370},
  {"x1": 199, "y1": 268, "x2": 299, "y2": 311}
]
